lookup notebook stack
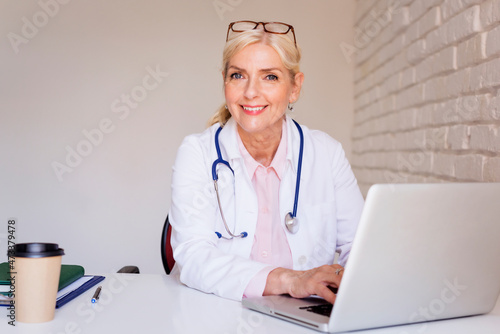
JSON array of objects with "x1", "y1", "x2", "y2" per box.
[{"x1": 0, "y1": 263, "x2": 104, "y2": 307}]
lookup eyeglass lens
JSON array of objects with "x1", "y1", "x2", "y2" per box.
[
  {"x1": 227, "y1": 21, "x2": 296, "y2": 45},
  {"x1": 231, "y1": 21, "x2": 291, "y2": 34}
]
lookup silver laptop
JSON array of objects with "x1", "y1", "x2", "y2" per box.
[{"x1": 243, "y1": 183, "x2": 500, "y2": 332}]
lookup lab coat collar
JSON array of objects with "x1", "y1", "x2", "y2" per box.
[
  {"x1": 216, "y1": 116, "x2": 300, "y2": 174},
  {"x1": 216, "y1": 117, "x2": 241, "y2": 162},
  {"x1": 284, "y1": 115, "x2": 300, "y2": 174}
]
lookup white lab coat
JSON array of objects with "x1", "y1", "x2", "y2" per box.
[{"x1": 169, "y1": 116, "x2": 364, "y2": 301}]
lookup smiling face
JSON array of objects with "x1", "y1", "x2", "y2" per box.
[{"x1": 224, "y1": 43, "x2": 303, "y2": 140}]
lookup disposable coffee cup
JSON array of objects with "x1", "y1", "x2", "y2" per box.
[{"x1": 12, "y1": 243, "x2": 65, "y2": 323}]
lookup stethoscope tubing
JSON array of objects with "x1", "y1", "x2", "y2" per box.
[
  {"x1": 290, "y1": 119, "x2": 303, "y2": 219},
  {"x1": 212, "y1": 119, "x2": 303, "y2": 239},
  {"x1": 212, "y1": 126, "x2": 234, "y2": 180},
  {"x1": 213, "y1": 179, "x2": 248, "y2": 238}
]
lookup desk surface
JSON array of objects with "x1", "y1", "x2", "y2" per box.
[{"x1": 2, "y1": 273, "x2": 500, "y2": 334}]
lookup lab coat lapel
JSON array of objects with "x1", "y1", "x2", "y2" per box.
[
  {"x1": 217, "y1": 119, "x2": 257, "y2": 257},
  {"x1": 280, "y1": 116, "x2": 305, "y2": 266}
]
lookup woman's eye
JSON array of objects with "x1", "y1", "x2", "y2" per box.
[
  {"x1": 266, "y1": 74, "x2": 278, "y2": 81},
  {"x1": 230, "y1": 73, "x2": 243, "y2": 79}
]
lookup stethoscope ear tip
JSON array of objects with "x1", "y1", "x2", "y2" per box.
[
  {"x1": 241, "y1": 232, "x2": 248, "y2": 238},
  {"x1": 215, "y1": 232, "x2": 222, "y2": 238}
]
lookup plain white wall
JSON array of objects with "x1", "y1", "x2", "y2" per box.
[{"x1": 0, "y1": 0, "x2": 355, "y2": 274}]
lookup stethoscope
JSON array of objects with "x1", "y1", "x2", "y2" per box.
[{"x1": 213, "y1": 119, "x2": 304, "y2": 239}]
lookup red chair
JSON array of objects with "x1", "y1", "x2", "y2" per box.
[{"x1": 160, "y1": 215, "x2": 175, "y2": 274}]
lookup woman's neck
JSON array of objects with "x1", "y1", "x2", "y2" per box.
[{"x1": 237, "y1": 120, "x2": 283, "y2": 167}]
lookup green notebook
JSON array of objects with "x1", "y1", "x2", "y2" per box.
[
  {"x1": 58, "y1": 265, "x2": 85, "y2": 290},
  {"x1": 0, "y1": 262, "x2": 12, "y2": 285},
  {"x1": 0, "y1": 262, "x2": 84, "y2": 290}
]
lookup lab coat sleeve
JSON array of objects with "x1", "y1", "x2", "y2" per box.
[
  {"x1": 169, "y1": 133, "x2": 269, "y2": 301},
  {"x1": 329, "y1": 138, "x2": 364, "y2": 267}
]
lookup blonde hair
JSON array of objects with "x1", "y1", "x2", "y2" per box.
[{"x1": 207, "y1": 28, "x2": 302, "y2": 127}]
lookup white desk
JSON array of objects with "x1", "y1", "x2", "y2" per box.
[{"x1": 2, "y1": 274, "x2": 500, "y2": 333}]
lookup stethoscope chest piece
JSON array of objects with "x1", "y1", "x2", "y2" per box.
[{"x1": 285, "y1": 212, "x2": 299, "y2": 234}]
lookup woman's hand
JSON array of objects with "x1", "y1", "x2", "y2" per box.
[{"x1": 263, "y1": 264, "x2": 344, "y2": 304}]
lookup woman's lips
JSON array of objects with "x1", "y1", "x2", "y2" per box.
[{"x1": 241, "y1": 105, "x2": 267, "y2": 116}]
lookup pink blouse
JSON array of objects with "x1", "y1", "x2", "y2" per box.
[{"x1": 238, "y1": 120, "x2": 293, "y2": 298}]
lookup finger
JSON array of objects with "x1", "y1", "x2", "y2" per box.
[
  {"x1": 315, "y1": 284, "x2": 337, "y2": 304},
  {"x1": 322, "y1": 264, "x2": 344, "y2": 276},
  {"x1": 289, "y1": 266, "x2": 343, "y2": 300},
  {"x1": 328, "y1": 285, "x2": 339, "y2": 294},
  {"x1": 290, "y1": 273, "x2": 335, "y2": 299},
  {"x1": 330, "y1": 264, "x2": 344, "y2": 274},
  {"x1": 324, "y1": 264, "x2": 345, "y2": 286},
  {"x1": 335, "y1": 267, "x2": 344, "y2": 276},
  {"x1": 311, "y1": 266, "x2": 343, "y2": 287}
]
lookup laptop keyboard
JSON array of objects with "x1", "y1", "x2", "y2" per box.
[{"x1": 299, "y1": 303, "x2": 333, "y2": 317}]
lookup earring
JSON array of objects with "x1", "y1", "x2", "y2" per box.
[
  {"x1": 288, "y1": 103, "x2": 294, "y2": 112},
  {"x1": 225, "y1": 105, "x2": 228, "y2": 109}
]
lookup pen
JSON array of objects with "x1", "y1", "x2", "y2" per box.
[{"x1": 91, "y1": 286, "x2": 102, "y2": 303}]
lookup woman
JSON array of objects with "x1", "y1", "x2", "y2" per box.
[{"x1": 169, "y1": 21, "x2": 364, "y2": 304}]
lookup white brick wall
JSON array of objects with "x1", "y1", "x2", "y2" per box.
[{"x1": 351, "y1": 0, "x2": 500, "y2": 196}]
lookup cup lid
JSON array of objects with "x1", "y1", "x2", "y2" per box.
[{"x1": 11, "y1": 243, "x2": 65, "y2": 258}]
